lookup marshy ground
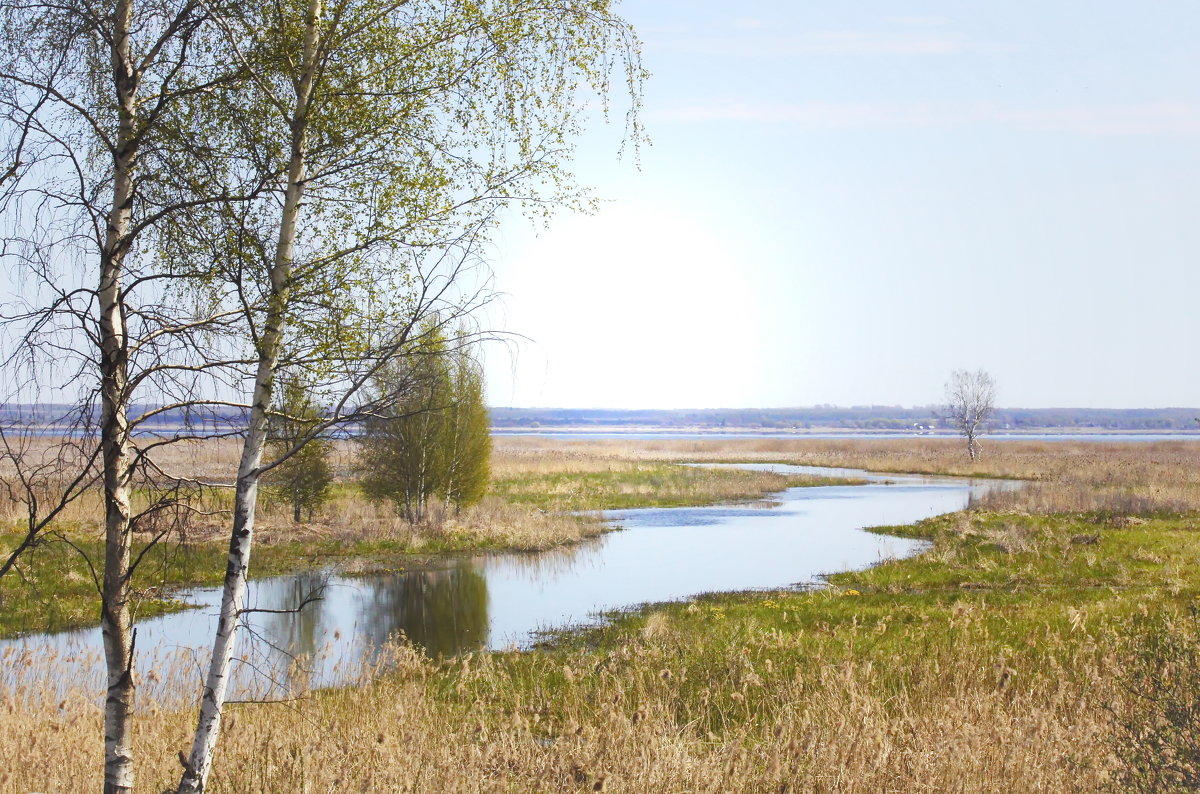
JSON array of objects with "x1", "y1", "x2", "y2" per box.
[
  {"x1": 4, "y1": 436, "x2": 1200, "y2": 791},
  {"x1": 0, "y1": 438, "x2": 849, "y2": 636}
]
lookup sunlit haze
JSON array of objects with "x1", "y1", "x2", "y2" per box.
[{"x1": 481, "y1": 1, "x2": 1200, "y2": 410}]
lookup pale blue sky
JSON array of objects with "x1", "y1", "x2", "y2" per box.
[{"x1": 483, "y1": 2, "x2": 1200, "y2": 410}]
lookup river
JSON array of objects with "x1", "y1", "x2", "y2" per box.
[{"x1": 0, "y1": 464, "x2": 1014, "y2": 699}]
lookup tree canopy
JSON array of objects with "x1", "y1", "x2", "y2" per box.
[{"x1": 361, "y1": 326, "x2": 491, "y2": 522}]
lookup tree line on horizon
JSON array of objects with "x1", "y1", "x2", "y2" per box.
[
  {"x1": 3, "y1": 403, "x2": 1195, "y2": 434},
  {"x1": 489, "y1": 406, "x2": 1200, "y2": 432}
]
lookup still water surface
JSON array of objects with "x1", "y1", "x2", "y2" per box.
[{"x1": 2, "y1": 464, "x2": 1013, "y2": 696}]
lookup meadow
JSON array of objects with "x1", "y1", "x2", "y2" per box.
[{"x1": 3, "y1": 436, "x2": 1200, "y2": 791}]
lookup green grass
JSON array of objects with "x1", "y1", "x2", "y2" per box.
[
  {"x1": 491, "y1": 463, "x2": 864, "y2": 511},
  {"x1": 438, "y1": 506, "x2": 1200, "y2": 745},
  {"x1": 0, "y1": 531, "x2": 214, "y2": 636}
]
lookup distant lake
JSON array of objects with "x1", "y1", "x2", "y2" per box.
[{"x1": 492, "y1": 431, "x2": 1200, "y2": 443}]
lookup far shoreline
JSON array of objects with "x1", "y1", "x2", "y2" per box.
[{"x1": 491, "y1": 425, "x2": 1200, "y2": 438}]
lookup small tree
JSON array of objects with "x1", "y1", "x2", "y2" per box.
[
  {"x1": 360, "y1": 328, "x2": 491, "y2": 521},
  {"x1": 944, "y1": 369, "x2": 996, "y2": 461},
  {"x1": 360, "y1": 326, "x2": 453, "y2": 523},
  {"x1": 441, "y1": 344, "x2": 491, "y2": 513},
  {"x1": 268, "y1": 379, "x2": 332, "y2": 522}
]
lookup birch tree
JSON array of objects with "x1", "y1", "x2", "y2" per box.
[
  {"x1": 175, "y1": 1, "x2": 643, "y2": 790},
  {"x1": 358, "y1": 332, "x2": 489, "y2": 518},
  {"x1": 360, "y1": 326, "x2": 454, "y2": 522},
  {"x1": 944, "y1": 369, "x2": 997, "y2": 461},
  {"x1": 0, "y1": 0, "x2": 253, "y2": 789}
]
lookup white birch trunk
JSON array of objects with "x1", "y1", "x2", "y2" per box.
[
  {"x1": 443, "y1": 358, "x2": 465, "y2": 512},
  {"x1": 99, "y1": 0, "x2": 140, "y2": 788},
  {"x1": 176, "y1": 2, "x2": 320, "y2": 790},
  {"x1": 444, "y1": 391, "x2": 462, "y2": 513},
  {"x1": 417, "y1": 416, "x2": 428, "y2": 522}
]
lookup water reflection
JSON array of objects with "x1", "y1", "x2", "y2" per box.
[
  {"x1": 357, "y1": 563, "x2": 489, "y2": 657},
  {"x1": 231, "y1": 563, "x2": 491, "y2": 696},
  {"x1": 480, "y1": 538, "x2": 607, "y2": 585},
  {"x1": 259, "y1": 572, "x2": 327, "y2": 663},
  {"x1": 1, "y1": 464, "x2": 1017, "y2": 695}
]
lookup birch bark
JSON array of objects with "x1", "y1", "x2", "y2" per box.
[
  {"x1": 177, "y1": 0, "x2": 320, "y2": 789},
  {"x1": 99, "y1": 0, "x2": 140, "y2": 788}
]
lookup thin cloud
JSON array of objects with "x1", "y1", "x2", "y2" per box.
[
  {"x1": 659, "y1": 30, "x2": 983, "y2": 57},
  {"x1": 880, "y1": 15, "x2": 957, "y2": 27},
  {"x1": 651, "y1": 102, "x2": 940, "y2": 127},
  {"x1": 1002, "y1": 104, "x2": 1200, "y2": 135},
  {"x1": 650, "y1": 101, "x2": 1200, "y2": 136},
  {"x1": 783, "y1": 31, "x2": 970, "y2": 55},
  {"x1": 732, "y1": 17, "x2": 766, "y2": 30}
]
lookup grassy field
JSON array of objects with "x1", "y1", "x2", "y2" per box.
[
  {"x1": 494, "y1": 434, "x2": 1200, "y2": 507},
  {"x1": 4, "y1": 437, "x2": 1200, "y2": 791}
]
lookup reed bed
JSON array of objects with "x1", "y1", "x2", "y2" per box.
[
  {"x1": 0, "y1": 609, "x2": 1119, "y2": 793},
  {"x1": 0, "y1": 436, "x2": 852, "y2": 539},
  {"x1": 4, "y1": 435, "x2": 1200, "y2": 791},
  {"x1": 492, "y1": 461, "x2": 859, "y2": 512},
  {"x1": 10, "y1": 435, "x2": 1200, "y2": 530}
]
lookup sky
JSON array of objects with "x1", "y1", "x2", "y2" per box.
[{"x1": 480, "y1": 1, "x2": 1200, "y2": 410}]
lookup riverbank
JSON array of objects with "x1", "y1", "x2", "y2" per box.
[
  {"x1": 4, "y1": 438, "x2": 1198, "y2": 791},
  {"x1": 0, "y1": 445, "x2": 854, "y2": 637}
]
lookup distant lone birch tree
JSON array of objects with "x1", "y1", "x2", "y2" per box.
[
  {"x1": 175, "y1": 2, "x2": 644, "y2": 791},
  {"x1": 945, "y1": 369, "x2": 996, "y2": 461}
]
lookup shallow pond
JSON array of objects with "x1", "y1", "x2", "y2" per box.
[{"x1": 1, "y1": 464, "x2": 1013, "y2": 697}]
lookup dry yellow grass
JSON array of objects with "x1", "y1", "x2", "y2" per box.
[
  {"x1": 0, "y1": 437, "x2": 607, "y2": 551},
  {"x1": 0, "y1": 617, "x2": 1116, "y2": 793},
  {"x1": 4, "y1": 435, "x2": 1197, "y2": 791},
  {"x1": 2, "y1": 436, "x2": 870, "y2": 547},
  {"x1": 10, "y1": 434, "x2": 1200, "y2": 529},
  {"x1": 494, "y1": 435, "x2": 1200, "y2": 514}
]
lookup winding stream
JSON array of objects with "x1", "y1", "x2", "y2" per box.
[{"x1": 0, "y1": 464, "x2": 1014, "y2": 697}]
